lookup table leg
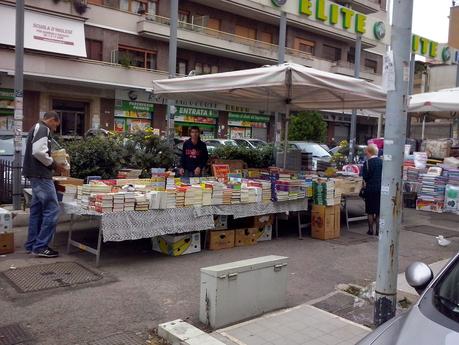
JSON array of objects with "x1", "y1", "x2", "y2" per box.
[
  {"x1": 345, "y1": 198, "x2": 350, "y2": 231},
  {"x1": 203, "y1": 229, "x2": 209, "y2": 250},
  {"x1": 67, "y1": 214, "x2": 74, "y2": 254},
  {"x1": 95, "y1": 223, "x2": 103, "y2": 267},
  {"x1": 275, "y1": 214, "x2": 279, "y2": 239},
  {"x1": 297, "y1": 212, "x2": 303, "y2": 240}
]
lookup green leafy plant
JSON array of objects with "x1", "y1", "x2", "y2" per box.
[
  {"x1": 288, "y1": 111, "x2": 327, "y2": 143},
  {"x1": 64, "y1": 135, "x2": 125, "y2": 179},
  {"x1": 210, "y1": 144, "x2": 274, "y2": 168},
  {"x1": 122, "y1": 129, "x2": 175, "y2": 177},
  {"x1": 330, "y1": 139, "x2": 349, "y2": 169},
  {"x1": 119, "y1": 52, "x2": 132, "y2": 68}
]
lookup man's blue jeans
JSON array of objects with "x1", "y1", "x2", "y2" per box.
[{"x1": 25, "y1": 178, "x2": 60, "y2": 252}]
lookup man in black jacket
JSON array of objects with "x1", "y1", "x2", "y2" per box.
[
  {"x1": 23, "y1": 111, "x2": 66, "y2": 257},
  {"x1": 179, "y1": 126, "x2": 208, "y2": 177}
]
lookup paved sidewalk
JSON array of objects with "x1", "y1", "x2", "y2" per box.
[{"x1": 212, "y1": 304, "x2": 370, "y2": 345}]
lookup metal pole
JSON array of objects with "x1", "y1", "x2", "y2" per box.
[
  {"x1": 283, "y1": 106, "x2": 290, "y2": 169},
  {"x1": 374, "y1": 0, "x2": 414, "y2": 327},
  {"x1": 12, "y1": 0, "x2": 24, "y2": 210},
  {"x1": 406, "y1": 53, "x2": 416, "y2": 138},
  {"x1": 167, "y1": 0, "x2": 178, "y2": 144},
  {"x1": 349, "y1": 34, "x2": 362, "y2": 163},
  {"x1": 421, "y1": 114, "x2": 426, "y2": 140},
  {"x1": 275, "y1": 11, "x2": 287, "y2": 166},
  {"x1": 377, "y1": 113, "x2": 382, "y2": 138},
  {"x1": 456, "y1": 63, "x2": 459, "y2": 87}
]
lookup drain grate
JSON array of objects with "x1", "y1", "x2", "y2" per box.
[
  {"x1": 88, "y1": 332, "x2": 145, "y2": 345},
  {"x1": 329, "y1": 231, "x2": 377, "y2": 245},
  {"x1": 403, "y1": 225, "x2": 459, "y2": 238},
  {"x1": 0, "y1": 324, "x2": 33, "y2": 345},
  {"x1": 2, "y1": 262, "x2": 102, "y2": 293}
]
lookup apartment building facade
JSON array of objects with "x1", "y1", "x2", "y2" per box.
[{"x1": 0, "y1": 0, "x2": 387, "y2": 142}]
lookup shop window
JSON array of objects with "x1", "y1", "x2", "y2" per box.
[
  {"x1": 365, "y1": 58, "x2": 378, "y2": 73},
  {"x1": 85, "y1": 39, "x2": 103, "y2": 61},
  {"x1": 235, "y1": 24, "x2": 256, "y2": 40},
  {"x1": 322, "y1": 44, "x2": 341, "y2": 62},
  {"x1": 294, "y1": 37, "x2": 315, "y2": 55},
  {"x1": 177, "y1": 60, "x2": 187, "y2": 75},
  {"x1": 118, "y1": 46, "x2": 157, "y2": 70},
  {"x1": 260, "y1": 32, "x2": 273, "y2": 44}
]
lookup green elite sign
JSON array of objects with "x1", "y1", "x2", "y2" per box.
[{"x1": 373, "y1": 21, "x2": 386, "y2": 40}]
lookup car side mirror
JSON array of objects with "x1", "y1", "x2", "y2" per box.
[{"x1": 405, "y1": 262, "x2": 434, "y2": 295}]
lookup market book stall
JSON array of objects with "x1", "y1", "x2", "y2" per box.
[{"x1": 60, "y1": 169, "x2": 310, "y2": 266}]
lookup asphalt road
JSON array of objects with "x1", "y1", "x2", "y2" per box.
[{"x1": 0, "y1": 207, "x2": 457, "y2": 345}]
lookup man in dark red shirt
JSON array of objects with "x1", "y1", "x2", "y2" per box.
[{"x1": 179, "y1": 126, "x2": 209, "y2": 177}]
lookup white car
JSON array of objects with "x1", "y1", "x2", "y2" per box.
[
  {"x1": 288, "y1": 141, "x2": 331, "y2": 170},
  {"x1": 233, "y1": 138, "x2": 268, "y2": 149},
  {"x1": 204, "y1": 139, "x2": 238, "y2": 152}
]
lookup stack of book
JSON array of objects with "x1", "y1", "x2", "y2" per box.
[
  {"x1": 150, "y1": 176, "x2": 166, "y2": 191},
  {"x1": 56, "y1": 184, "x2": 78, "y2": 202},
  {"x1": 418, "y1": 174, "x2": 448, "y2": 203},
  {"x1": 135, "y1": 194, "x2": 149, "y2": 211},
  {"x1": 165, "y1": 190, "x2": 176, "y2": 208},
  {"x1": 148, "y1": 191, "x2": 161, "y2": 209},
  {"x1": 313, "y1": 179, "x2": 340, "y2": 206},
  {"x1": 166, "y1": 176, "x2": 176, "y2": 190},
  {"x1": 175, "y1": 187, "x2": 186, "y2": 208},
  {"x1": 202, "y1": 186, "x2": 212, "y2": 206},
  {"x1": 230, "y1": 187, "x2": 241, "y2": 204},
  {"x1": 117, "y1": 169, "x2": 142, "y2": 179},
  {"x1": 81, "y1": 183, "x2": 112, "y2": 195},
  {"x1": 185, "y1": 186, "x2": 203, "y2": 207},
  {"x1": 124, "y1": 192, "x2": 136, "y2": 211},
  {"x1": 223, "y1": 188, "x2": 232, "y2": 205},
  {"x1": 209, "y1": 182, "x2": 225, "y2": 205},
  {"x1": 94, "y1": 194, "x2": 113, "y2": 213},
  {"x1": 113, "y1": 193, "x2": 125, "y2": 212},
  {"x1": 444, "y1": 167, "x2": 459, "y2": 186}
]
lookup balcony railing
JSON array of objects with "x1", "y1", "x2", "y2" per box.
[{"x1": 332, "y1": 60, "x2": 376, "y2": 74}]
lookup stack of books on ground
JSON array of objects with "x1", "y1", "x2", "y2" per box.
[
  {"x1": 94, "y1": 194, "x2": 113, "y2": 213},
  {"x1": 113, "y1": 193, "x2": 125, "y2": 212},
  {"x1": 124, "y1": 192, "x2": 136, "y2": 211},
  {"x1": 135, "y1": 194, "x2": 149, "y2": 211}
]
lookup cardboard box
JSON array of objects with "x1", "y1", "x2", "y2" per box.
[
  {"x1": 0, "y1": 208, "x2": 12, "y2": 231},
  {"x1": 214, "y1": 215, "x2": 228, "y2": 230},
  {"x1": 311, "y1": 205, "x2": 341, "y2": 240},
  {"x1": 256, "y1": 225, "x2": 272, "y2": 242},
  {"x1": 152, "y1": 232, "x2": 201, "y2": 256},
  {"x1": 252, "y1": 215, "x2": 273, "y2": 230},
  {"x1": 235, "y1": 228, "x2": 258, "y2": 247},
  {"x1": 209, "y1": 230, "x2": 235, "y2": 250},
  {"x1": 0, "y1": 232, "x2": 14, "y2": 255}
]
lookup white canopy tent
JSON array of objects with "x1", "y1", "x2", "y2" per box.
[
  {"x1": 408, "y1": 87, "x2": 459, "y2": 112},
  {"x1": 152, "y1": 63, "x2": 386, "y2": 167}
]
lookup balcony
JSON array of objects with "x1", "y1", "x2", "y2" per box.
[
  {"x1": 0, "y1": 49, "x2": 167, "y2": 90},
  {"x1": 330, "y1": 61, "x2": 380, "y2": 82},
  {"x1": 334, "y1": 0, "x2": 382, "y2": 14}
]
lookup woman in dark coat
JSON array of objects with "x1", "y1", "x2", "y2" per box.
[{"x1": 362, "y1": 144, "x2": 383, "y2": 236}]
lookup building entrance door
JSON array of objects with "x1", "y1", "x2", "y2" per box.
[{"x1": 52, "y1": 99, "x2": 88, "y2": 137}]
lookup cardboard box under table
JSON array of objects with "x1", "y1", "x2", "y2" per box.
[
  {"x1": 235, "y1": 228, "x2": 258, "y2": 247},
  {"x1": 208, "y1": 230, "x2": 235, "y2": 250},
  {"x1": 0, "y1": 232, "x2": 14, "y2": 255},
  {"x1": 152, "y1": 232, "x2": 201, "y2": 256},
  {"x1": 311, "y1": 205, "x2": 341, "y2": 240}
]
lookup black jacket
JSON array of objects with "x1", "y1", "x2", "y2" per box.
[
  {"x1": 362, "y1": 157, "x2": 383, "y2": 193},
  {"x1": 180, "y1": 139, "x2": 208, "y2": 173},
  {"x1": 23, "y1": 122, "x2": 55, "y2": 179}
]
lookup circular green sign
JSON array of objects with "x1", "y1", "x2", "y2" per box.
[
  {"x1": 271, "y1": 0, "x2": 287, "y2": 6},
  {"x1": 442, "y1": 47, "x2": 451, "y2": 62},
  {"x1": 373, "y1": 21, "x2": 386, "y2": 40}
]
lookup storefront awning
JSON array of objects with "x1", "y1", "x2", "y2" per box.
[{"x1": 0, "y1": 4, "x2": 87, "y2": 57}]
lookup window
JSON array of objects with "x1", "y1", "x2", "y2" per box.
[
  {"x1": 195, "y1": 63, "x2": 203, "y2": 75},
  {"x1": 211, "y1": 65, "x2": 219, "y2": 74},
  {"x1": 365, "y1": 58, "x2": 378, "y2": 73},
  {"x1": 207, "y1": 18, "x2": 221, "y2": 31},
  {"x1": 203, "y1": 64, "x2": 211, "y2": 74},
  {"x1": 322, "y1": 44, "x2": 341, "y2": 61},
  {"x1": 347, "y1": 47, "x2": 355, "y2": 64},
  {"x1": 53, "y1": 99, "x2": 87, "y2": 137},
  {"x1": 119, "y1": 0, "x2": 152, "y2": 14},
  {"x1": 235, "y1": 25, "x2": 256, "y2": 40},
  {"x1": 177, "y1": 60, "x2": 187, "y2": 75},
  {"x1": 118, "y1": 46, "x2": 157, "y2": 70},
  {"x1": 260, "y1": 32, "x2": 273, "y2": 44},
  {"x1": 294, "y1": 37, "x2": 315, "y2": 55},
  {"x1": 85, "y1": 39, "x2": 103, "y2": 61},
  {"x1": 179, "y1": 10, "x2": 190, "y2": 23}
]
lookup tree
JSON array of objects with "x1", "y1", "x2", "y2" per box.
[{"x1": 288, "y1": 111, "x2": 327, "y2": 142}]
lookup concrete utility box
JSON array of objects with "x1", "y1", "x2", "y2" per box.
[{"x1": 199, "y1": 255, "x2": 288, "y2": 329}]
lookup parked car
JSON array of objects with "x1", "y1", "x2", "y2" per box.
[
  {"x1": 204, "y1": 139, "x2": 238, "y2": 153},
  {"x1": 357, "y1": 252, "x2": 459, "y2": 344},
  {"x1": 0, "y1": 135, "x2": 28, "y2": 162},
  {"x1": 288, "y1": 141, "x2": 331, "y2": 170},
  {"x1": 233, "y1": 138, "x2": 268, "y2": 149}
]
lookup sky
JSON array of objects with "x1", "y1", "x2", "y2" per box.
[{"x1": 411, "y1": 0, "x2": 452, "y2": 43}]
